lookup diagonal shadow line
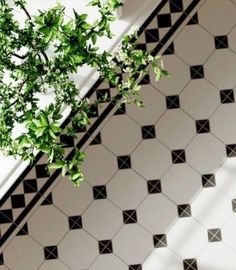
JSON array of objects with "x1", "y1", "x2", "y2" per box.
[{"x1": 0, "y1": 0, "x2": 201, "y2": 249}]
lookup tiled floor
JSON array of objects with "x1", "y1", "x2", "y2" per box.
[{"x1": 1, "y1": 0, "x2": 236, "y2": 269}]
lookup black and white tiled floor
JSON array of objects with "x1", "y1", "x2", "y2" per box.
[{"x1": 1, "y1": 0, "x2": 236, "y2": 269}]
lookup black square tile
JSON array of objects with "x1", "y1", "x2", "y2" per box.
[
  {"x1": 96, "y1": 89, "x2": 111, "y2": 102},
  {"x1": 129, "y1": 265, "x2": 142, "y2": 270},
  {"x1": 157, "y1": 14, "x2": 172, "y2": 28},
  {"x1": 147, "y1": 180, "x2": 162, "y2": 194},
  {"x1": 11, "y1": 194, "x2": 25, "y2": 209},
  {"x1": 220, "y1": 89, "x2": 234, "y2": 103},
  {"x1": 140, "y1": 74, "x2": 150, "y2": 85},
  {"x1": 68, "y1": 215, "x2": 83, "y2": 230},
  {"x1": 16, "y1": 223, "x2": 28, "y2": 236},
  {"x1": 196, "y1": 119, "x2": 210, "y2": 133},
  {"x1": 41, "y1": 193, "x2": 53, "y2": 205},
  {"x1": 114, "y1": 103, "x2": 126, "y2": 115},
  {"x1": 23, "y1": 179, "x2": 38, "y2": 193},
  {"x1": 232, "y1": 199, "x2": 236, "y2": 212},
  {"x1": 117, "y1": 155, "x2": 131, "y2": 169},
  {"x1": 226, "y1": 144, "x2": 236, "y2": 157},
  {"x1": 172, "y1": 149, "x2": 186, "y2": 164},
  {"x1": 93, "y1": 185, "x2": 107, "y2": 200},
  {"x1": 187, "y1": 13, "x2": 198, "y2": 25},
  {"x1": 183, "y1": 258, "x2": 198, "y2": 270},
  {"x1": 44, "y1": 246, "x2": 58, "y2": 260},
  {"x1": 141, "y1": 125, "x2": 156, "y2": 139},
  {"x1": 153, "y1": 234, "x2": 167, "y2": 248},
  {"x1": 190, "y1": 65, "x2": 204, "y2": 79},
  {"x1": 35, "y1": 164, "x2": 50, "y2": 178},
  {"x1": 60, "y1": 134, "x2": 75, "y2": 147},
  {"x1": 145, "y1": 28, "x2": 159, "y2": 43},
  {"x1": 208, "y1": 228, "x2": 222, "y2": 242},
  {"x1": 169, "y1": 0, "x2": 183, "y2": 12},
  {"x1": 214, "y1": 35, "x2": 228, "y2": 49},
  {"x1": 0, "y1": 253, "x2": 3, "y2": 265},
  {"x1": 163, "y1": 42, "x2": 175, "y2": 55},
  {"x1": 166, "y1": 95, "x2": 180, "y2": 109},
  {"x1": 202, "y1": 174, "x2": 215, "y2": 188},
  {"x1": 90, "y1": 132, "x2": 102, "y2": 145},
  {"x1": 98, "y1": 240, "x2": 113, "y2": 254},
  {"x1": 0, "y1": 209, "x2": 13, "y2": 224},
  {"x1": 178, "y1": 204, "x2": 191, "y2": 217},
  {"x1": 123, "y1": 210, "x2": 137, "y2": 224}
]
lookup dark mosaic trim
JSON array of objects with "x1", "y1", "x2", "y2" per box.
[{"x1": 0, "y1": 0, "x2": 201, "y2": 249}]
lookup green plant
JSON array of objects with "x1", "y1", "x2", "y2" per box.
[{"x1": 0, "y1": 0, "x2": 169, "y2": 187}]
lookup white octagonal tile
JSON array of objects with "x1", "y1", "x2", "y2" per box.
[
  {"x1": 156, "y1": 109, "x2": 195, "y2": 149},
  {"x1": 132, "y1": 140, "x2": 171, "y2": 179}
]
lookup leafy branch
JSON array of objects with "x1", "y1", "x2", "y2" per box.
[{"x1": 0, "y1": 0, "x2": 169, "y2": 187}]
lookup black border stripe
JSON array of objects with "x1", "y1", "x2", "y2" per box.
[{"x1": 0, "y1": 0, "x2": 201, "y2": 248}]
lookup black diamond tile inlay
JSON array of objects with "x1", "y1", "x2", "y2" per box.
[
  {"x1": 136, "y1": 43, "x2": 147, "y2": 51},
  {"x1": 172, "y1": 149, "x2": 186, "y2": 164},
  {"x1": 60, "y1": 134, "x2": 74, "y2": 147},
  {"x1": 114, "y1": 103, "x2": 126, "y2": 115},
  {"x1": 145, "y1": 29, "x2": 159, "y2": 43},
  {"x1": 214, "y1": 35, "x2": 228, "y2": 49},
  {"x1": 117, "y1": 155, "x2": 131, "y2": 169},
  {"x1": 140, "y1": 74, "x2": 150, "y2": 85},
  {"x1": 129, "y1": 264, "x2": 142, "y2": 270},
  {"x1": 11, "y1": 194, "x2": 25, "y2": 209},
  {"x1": 90, "y1": 132, "x2": 102, "y2": 145},
  {"x1": 98, "y1": 240, "x2": 113, "y2": 254},
  {"x1": 196, "y1": 119, "x2": 210, "y2": 133},
  {"x1": 183, "y1": 258, "x2": 198, "y2": 270},
  {"x1": 44, "y1": 246, "x2": 58, "y2": 260},
  {"x1": 96, "y1": 89, "x2": 111, "y2": 102},
  {"x1": 208, "y1": 228, "x2": 222, "y2": 242},
  {"x1": 109, "y1": 73, "x2": 122, "y2": 88},
  {"x1": 153, "y1": 234, "x2": 167, "y2": 248},
  {"x1": 163, "y1": 42, "x2": 175, "y2": 55},
  {"x1": 93, "y1": 185, "x2": 107, "y2": 200},
  {"x1": 226, "y1": 144, "x2": 236, "y2": 157},
  {"x1": 41, "y1": 193, "x2": 53, "y2": 205},
  {"x1": 0, "y1": 253, "x2": 3, "y2": 265},
  {"x1": 72, "y1": 121, "x2": 86, "y2": 133},
  {"x1": 178, "y1": 204, "x2": 191, "y2": 217},
  {"x1": 0, "y1": 209, "x2": 13, "y2": 224},
  {"x1": 190, "y1": 65, "x2": 204, "y2": 79},
  {"x1": 157, "y1": 14, "x2": 172, "y2": 28},
  {"x1": 232, "y1": 199, "x2": 236, "y2": 212},
  {"x1": 220, "y1": 89, "x2": 234, "y2": 103},
  {"x1": 88, "y1": 103, "x2": 99, "y2": 118},
  {"x1": 16, "y1": 223, "x2": 28, "y2": 236},
  {"x1": 202, "y1": 174, "x2": 215, "y2": 188},
  {"x1": 166, "y1": 95, "x2": 180, "y2": 109},
  {"x1": 123, "y1": 210, "x2": 137, "y2": 224},
  {"x1": 35, "y1": 164, "x2": 50, "y2": 178},
  {"x1": 23, "y1": 179, "x2": 38, "y2": 193},
  {"x1": 187, "y1": 13, "x2": 198, "y2": 25},
  {"x1": 147, "y1": 180, "x2": 162, "y2": 194},
  {"x1": 141, "y1": 125, "x2": 156, "y2": 139},
  {"x1": 169, "y1": 0, "x2": 183, "y2": 12},
  {"x1": 68, "y1": 215, "x2": 83, "y2": 230}
]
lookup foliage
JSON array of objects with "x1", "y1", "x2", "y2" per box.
[{"x1": 0, "y1": 0, "x2": 169, "y2": 187}]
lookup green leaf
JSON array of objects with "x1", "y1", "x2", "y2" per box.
[{"x1": 48, "y1": 161, "x2": 65, "y2": 169}]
